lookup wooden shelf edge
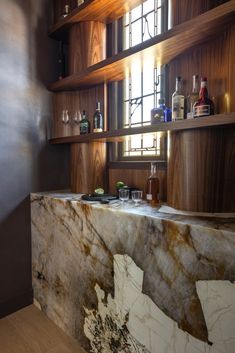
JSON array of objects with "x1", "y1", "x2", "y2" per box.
[
  {"x1": 48, "y1": 0, "x2": 235, "y2": 91},
  {"x1": 49, "y1": 113, "x2": 235, "y2": 144},
  {"x1": 49, "y1": 0, "x2": 145, "y2": 40}
]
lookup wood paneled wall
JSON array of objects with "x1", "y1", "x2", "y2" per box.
[
  {"x1": 167, "y1": 1, "x2": 235, "y2": 212},
  {"x1": 71, "y1": 142, "x2": 107, "y2": 193},
  {"x1": 168, "y1": 24, "x2": 235, "y2": 114},
  {"x1": 52, "y1": 84, "x2": 107, "y2": 138},
  {"x1": 69, "y1": 22, "x2": 106, "y2": 74},
  {"x1": 170, "y1": 0, "x2": 229, "y2": 26},
  {"x1": 109, "y1": 166, "x2": 167, "y2": 201}
]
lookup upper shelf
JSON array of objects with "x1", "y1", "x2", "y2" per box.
[
  {"x1": 49, "y1": 113, "x2": 235, "y2": 144},
  {"x1": 49, "y1": 0, "x2": 235, "y2": 92},
  {"x1": 49, "y1": 0, "x2": 145, "y2": 40}
]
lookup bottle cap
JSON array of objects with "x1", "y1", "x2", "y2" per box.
[
  {"x1": 158, "y1": 98, "x2": 165, "y2": 105},
  {"x1": 96, "y1": 102, "x2": 101, "y2": 110},
  {"x1": 201, "y1": 77, "x2": 207, "y2": 82},
  {"x1": 176, "y1": 76, "x2": 182, "y2": 81}
]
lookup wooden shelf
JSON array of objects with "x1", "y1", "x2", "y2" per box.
[
  {"x1": 49, "y1": 0, "x2": 235, "y2": 91},
  {"x1": 49, "y1": 113, "x2": 235, "y2": 144},
  {"x1": 49, "y1": 0, "x2": 145, "y2": 41}
]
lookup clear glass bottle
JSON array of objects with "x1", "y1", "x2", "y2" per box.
[
  {"x1": 80, "y1": 110, "x2": 90, "y2": 134},
  {"x1": 172, "y1": 76, "x2": 185, "y2": 121},
  {"x1": 151, "y1": 99, "x2": 165, "y2": 124},
  {"x1": 193, "y1": 77, "x2": 215, "y2": 118},
  {"x1": 187, "y1": 74, "x2": 199, "y2": 119},
  {"x1": 146, "y1": 163, "x2": 160, "y2": 206},
  {"x1": 93, "y1": 102, "x2": 103, "y2": 132}
]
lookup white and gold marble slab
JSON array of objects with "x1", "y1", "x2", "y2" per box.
[{"x1": 31, "y1": 192, "x2": 235, "y2": 353}]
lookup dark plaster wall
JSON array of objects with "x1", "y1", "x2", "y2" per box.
[{"x1": 0, "y1": 0, "x2": 70, "y2": 316}]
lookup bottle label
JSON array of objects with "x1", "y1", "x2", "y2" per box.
[
  {"x1": 146, "y1": 194, "x2": 152, "y2": 201},
  {"x1": 172, "y1": 96, "x2": 184, "y2": 120},
  {"x1": 93, "y1": 128, "x2": 103, "y2": 133},
  {"x1": 194, "y1": 104, "x2": 210, "y2": 118},
  {"x1": 151, "y1": 109, "x2": 164, "y2": 124}
]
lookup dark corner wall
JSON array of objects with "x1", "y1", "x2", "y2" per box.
[{"x1": 0, "y1": 0, "x2": 70, "y2": 317}]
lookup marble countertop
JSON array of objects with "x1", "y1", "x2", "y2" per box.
[
  {"x1": 31, "y1": 190, "x2": 235, "y2": 351},
  {"x1": 32, "y1": 191, "x2": 235, "y2": 234}
]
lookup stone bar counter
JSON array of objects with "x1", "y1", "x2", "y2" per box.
[{"x1": 31, "y1": 192, "x2": 235, "y2": 353}]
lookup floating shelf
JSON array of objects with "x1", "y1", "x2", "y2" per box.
[
  {"x1": 48, "y1": 0, "x2": 235, "y2": 91},
  {"x1": 49, "y1": 0, "x2": 146, "y2": 41},
  {"x1": 49, "y1": 113, "x2": 235, "y2": 144}
]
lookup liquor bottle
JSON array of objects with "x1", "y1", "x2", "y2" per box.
[
  {"x1": 172, "y1": 76, "x2": 185, "y2": 121},
  {"x1": 61, "y1": 4, "x2": 70, "y2": 19},
  {"x1": 80, "y1": 110, "x2": 90, "y2": 134},
  {"x1": 77, "y1": 0, "x2": 84, "y2": 7},
  {"x1": 93, "y1": 102, "x2": 103, "y2": 133},
  {"x1": 187, "y1": 74, "x2": 199, "y2": 119},
  {"x1": 193, "y1": 77, "x2": 215, "y2": 118},
  {"x1": 146, "y1": 163, "x2": 160, "y2": 206},
  {"x1": 151, "y1": 99, "x2": 165, "y2": 124},
  {"x1": 164, "y1": 105, "x2": 172, "y2": 122},
  {"x1": 58, "y1": 41, "x2": 65, "y2": 80}
]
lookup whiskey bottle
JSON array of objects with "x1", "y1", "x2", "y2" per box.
[
  {"x1": 93, "y1": 102, "x2": 103, "y2": 133},
  {"x1": 187, "y1": 74, "x2": 199, "y2": 119},
  {"x1": 172, "y1": 76, "x2": 185, "y2": 121},
  {"x1": 193, "y1": 77, "x2": 215, "y2": 118},
  {"x1": 80, "y1": 110, "x2": 90, "y2": 134},
  {"x1": 146, "y1": 163, "x2": 160, "y2": 206}
]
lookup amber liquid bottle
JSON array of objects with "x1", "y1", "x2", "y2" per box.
[{"x1": 146, "y1": 163, "x2": 160, "y2": 206}]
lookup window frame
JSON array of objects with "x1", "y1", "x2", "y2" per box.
[{"x1": 107, "y1": 0, "x2": 169, "y2": 164}]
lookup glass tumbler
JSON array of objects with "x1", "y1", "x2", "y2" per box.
[
  {"x1": 119, "y1": 188, "x2": 129, "y2": 203},
  {"x1": 131, "y1": 190, "x2": 143, "y2": 206}
]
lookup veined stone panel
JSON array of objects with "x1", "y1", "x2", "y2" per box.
[{"x1": 31, "y1": 192, "x2": 235, "y2": 352}]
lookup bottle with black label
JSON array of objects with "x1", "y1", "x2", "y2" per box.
[
  {"x1": 172, "y1": 76, "x2": 185, "y2": 121},
  {"x1": 80, "y1": 110, "x2": 90, "y2": 134},
  {"x1": 193, "y1": 77, "x2": 214, "y2": 118},
  {"x1": 93, "y1": 102, "x2": 103, "y2": 133}
]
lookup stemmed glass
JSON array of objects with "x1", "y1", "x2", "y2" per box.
[
  {"x1": 119, "y1": 188, "x2": 129, "y2": 205},
  {"x1": 61, "y1": 109, "x2": 70, "y2": 135},
  {"x1": 131, "y1": 190, "x2": 143, "y2": 206}
]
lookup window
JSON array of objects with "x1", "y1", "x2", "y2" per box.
[{"x1": 112, "y1": 0, "x2": 168, "y2": 162}]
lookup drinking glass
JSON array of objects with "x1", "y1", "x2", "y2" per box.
[
  {"x1": 119, "y1": 188, "x2": 129, "y2": 203},
  {"x1": 61, "y1": 110, "x2": 70, "y2": 125},
  {"x1": 131, "y1": 190, "x2": 143, "y2": 206}
]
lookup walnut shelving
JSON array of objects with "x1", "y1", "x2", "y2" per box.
[
  {"x1": 49, "y1": 0, "x2": 235, "y2": 92},
  {"x1": 49, "y1": 113, "x2": 235, "y2": 144},
  {"x1": 49, "y1": 0, "x2": 146, "y2": 41}
]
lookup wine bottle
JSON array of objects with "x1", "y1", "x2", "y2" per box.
[
  {"x1": 80, "y1": 110, "x2": 90, "y2": 134},
  {"x1": 172, "y1": 76, "x2": 185, "y2": 121},
  {"x1": 146, "y1": 163, "x2": 160, "y2": 206},
  {"x1": 187, "y1": 74, "x2": 199, "y2": 119},
  {"x1": 193, "y1": 77, "x2": 215, "y2": 118},
  {"x1": 93, "y1": 102, "x2": 103, "y2": 133}
]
